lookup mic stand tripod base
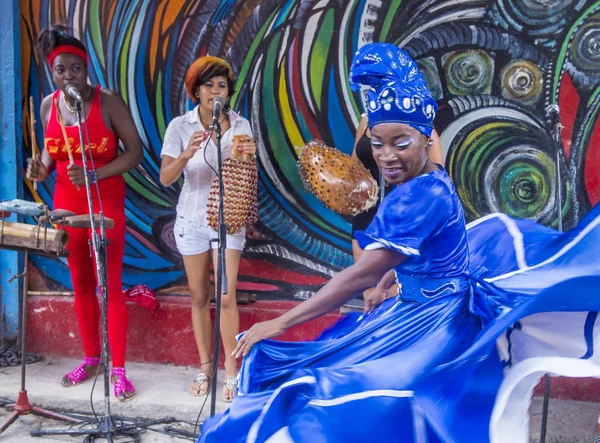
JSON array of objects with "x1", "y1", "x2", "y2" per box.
[
  {"x1": 163, "y1": 424, "x2": 198, "y2": 439},
  {"x1": 29, "y1": 416, "x2": 177, "y2": 440},
  {"x1": 0, "y1": 390, "x2": 81, "y2": 435},
  {"x1": 0, "y1": 249, "x2": 82, "y2": 436}
]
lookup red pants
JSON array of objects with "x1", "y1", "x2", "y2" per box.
[{"x1": 54, "y1": 187, "x2": 128, "y2": 367}]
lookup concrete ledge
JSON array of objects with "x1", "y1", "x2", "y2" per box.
[{"x1": 25, "y1": 295, "x2": 340, "y2": 367}]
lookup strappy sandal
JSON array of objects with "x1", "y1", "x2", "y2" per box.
[
  {"x1": 189, "y1": 359, "x2": 213, "y2": 397},
  {"x1": 61, "y1": 356, "x2": 101, "y2": 387},
  {"x1": 189, "y1": 373, "x2": 211, "y2": 397},
  {"x1": 223, "y1": 376, "x2": 237, "y2": 402},
  {"x1": 111, "y1": 367, "x2": 137, "y2": 402}
]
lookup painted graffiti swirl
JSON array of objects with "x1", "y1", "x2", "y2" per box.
[{"x1": 19, "y1": 0, "x2": 600, "y2": 296}]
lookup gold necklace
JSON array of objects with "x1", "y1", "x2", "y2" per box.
[
  {"x1": 61, "y1": 92, "x2": 76, "y2": 114},
  {"x1": 61, "y1": 85, "x2": 92, "y2": 114}
]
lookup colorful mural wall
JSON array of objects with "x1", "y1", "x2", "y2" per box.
[{"x1": 20, "y1": 0, "x2": 600, "y2": 299}]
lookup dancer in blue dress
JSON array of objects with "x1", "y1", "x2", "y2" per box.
[{"x1": 199, "y1": 43, "x2": 600, "y2": 443}]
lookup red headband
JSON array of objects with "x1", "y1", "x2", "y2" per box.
[{"x1": 47, "y1": 44, "x2": 88, "y2": 67}]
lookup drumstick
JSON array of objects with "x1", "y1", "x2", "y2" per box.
[
  {"x1": 54, "y1": 96, "x2": 80, "y2": 190},
  {"x1": 53, "y1": 96, "x2": 75, "y2": 164},
  {"x1": 29, "y1": 97, "x2": 38, "y2": 191}
]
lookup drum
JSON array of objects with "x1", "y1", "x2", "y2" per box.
[
  {"x1": 0, "y1": 220, "x2": 68, "y2": 256},
  {"x1": 0, "y1": 200, "x2": 112, "y2": 257}
]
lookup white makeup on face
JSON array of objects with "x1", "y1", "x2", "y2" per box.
[
  {"x1": 370, "y1": 137, "x2": 414, "y2": 149},
  {"x1": 395, "y1": 137, "x2": 414, "y2": 148}
]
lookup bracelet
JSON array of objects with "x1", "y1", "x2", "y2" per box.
[{"x1": 88, "y1": 171, "x2": 97, "y2": 185}]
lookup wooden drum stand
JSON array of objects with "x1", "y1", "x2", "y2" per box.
[{"x1": 0, "y1": 200, "x2": 112, "y2": 435}]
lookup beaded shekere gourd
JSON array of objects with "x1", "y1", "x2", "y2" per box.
[
  {"x1": 297, "y1": 139, "x2": 378, "y2": 216},
  {"x1": 207, "y1": 135, "x2": 258, "y2": 234}
]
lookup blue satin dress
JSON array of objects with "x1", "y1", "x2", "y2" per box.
[{"x1": 199, "y1": 167, "x2": 600, "y2": 443}]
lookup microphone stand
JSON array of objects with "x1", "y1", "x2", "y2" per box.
[
  {"x1": 31, "y1": 95, "x2": 174, "y2": 441},
  {"x1": 539, "y1": 111, "x2": 564, "y2": 443},
  {"x1": 161, "y1": 108, "x2": 226, "y2": 440},
  {"x1": 210, "y1": 116, "x2": 228, "y2": 417},
  {"x1": 552, "y1": 119, "x2": 563, "y2": 233}
]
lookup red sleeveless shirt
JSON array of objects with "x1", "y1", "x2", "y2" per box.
[{"x1": 45, "y1": 85, "x2": 125, "y2": 198}]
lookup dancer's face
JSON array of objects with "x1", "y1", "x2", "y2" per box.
[
  {"x1": 370, "y1": 123, "x2": 431, "y2": 185},
  {"x1": 197, "y1": 75, "x2": 229, "y2": 114}
]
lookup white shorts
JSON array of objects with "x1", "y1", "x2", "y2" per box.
[{"x1": 174, "y1": 215, "x2": 246, "y2": 256}]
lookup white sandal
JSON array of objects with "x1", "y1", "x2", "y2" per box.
[
  {"x1": 223, "y1": 376, "x2": 237, "y2": 402},
  {"x1": 189, "y1": 373, "x2": 211, "y2": 397}
]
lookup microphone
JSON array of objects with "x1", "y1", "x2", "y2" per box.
[
  {"x1": 66, "y1": 85, "x2": 83, "y2": 103},
  {"x1": 212, "y1": 97, "x2": 224, "y2": 127}
]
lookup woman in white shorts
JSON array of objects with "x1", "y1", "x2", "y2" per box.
[{"x1": 159, "y1": 56, "x2": 256, "y2": 401}]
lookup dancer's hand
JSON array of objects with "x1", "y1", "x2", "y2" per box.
[
  {"x1": 363, "y1": 287, "x2": 389, "y2": 313},
  {"x1": 182, "y1": 130, "x2": 209, "y2": 160},
  {"x1": 233, "y1": 319, "x2": 285, "y2": 358},
  {"x1": 363, "y1": 272, "x2": 398, "y2": 313},
  {"x1": 27, "y1": 154, "x2": 49, "y2": 182}
]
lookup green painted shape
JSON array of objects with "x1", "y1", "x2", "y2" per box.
[
  {"x1": 124, "y1": 172, "x2": 170, "y2": 207},
  {"x1": 232, "y1": 10, "x2": 279, "y2": 106},
  {"x1": 156, "y1": 71, "x2": 166, "y2": 137},
  {"x1": 90, "y1": 0, "x2": 105, "y2": 66},
  {"x1": 380, "y1": 0, "x2": 404, "y2": 41},
  {"x1": 119, "y1": 17, "x2": 136, "y2": 105},
  {"x1": 309, "y1": 10, "x2": 335, "y2": 109}
]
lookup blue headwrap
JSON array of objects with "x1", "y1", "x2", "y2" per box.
[{"x1": 349, "y1": 43, "x2": 438, "y2": 137}]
